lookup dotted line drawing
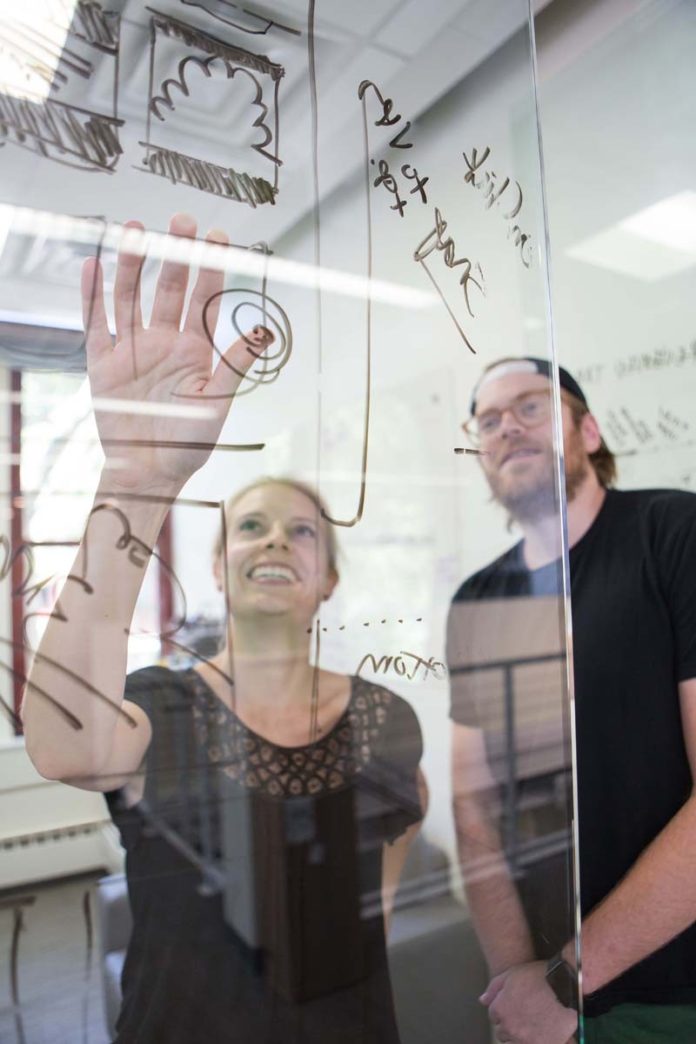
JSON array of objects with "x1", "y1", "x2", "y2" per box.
[{"x1": 308, "y1": 616, "x2": 424, "y2": 635}]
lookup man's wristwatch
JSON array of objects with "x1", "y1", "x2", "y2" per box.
[{"x1": 545, "y1": 952, "x2": 578, "y2": 1010}]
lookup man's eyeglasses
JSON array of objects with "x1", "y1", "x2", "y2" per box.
[{"x1": 462, "y1": 391, "x2": 552, "y2": 446}]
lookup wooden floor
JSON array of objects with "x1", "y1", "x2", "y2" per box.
[{"x1": 0, "y1": 872, "x2": 110, "y2": 1044}]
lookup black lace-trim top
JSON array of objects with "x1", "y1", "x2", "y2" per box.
[
  {"x1": 104, "y1": 666, "x2": 424, "y2": 1042},
  {"x1": 109, "y1": 666, "x2": 423, "y2": 846},
  {"x1": 189, "y1": 671, "x2": 392, "y2": 799}
]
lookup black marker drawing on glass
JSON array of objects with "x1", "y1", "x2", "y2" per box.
[
  {"x1": 315, "y1": 77, "x2": 428, "y2": 528},
  {"x1": 658, "y1": 406, "x2": 689, "y2": 436},
  {"x1": 357, "y1": 651, "x2": 447, "y2": 683},
  {"x1": 612, "y1": 407, "x2": 695, "y2": 453},
  {"x1": 603, "y1": 406, "x2": 684, "y2": 453},
  {"x1": 0, "y1": 1, "x2": 122, "y2": 171},
  {"x1": 619, "y1": 405, "x2": 653, "y2": 445},
  {"x1": 312, "y1": 79, "x2": 372, "y2": 528},
  {"x1": 173, "y1": 242, "x2": 292, "y2": 401},
  {"x1": 6, "y1": 489, "x2": 242, "y2": 735},
  {"x1": 200, "y1": 294, "x2": 291, "y2": 395},
  {"x1": 7, "y1": 504, "x2": 196, "y2": 733},
  {"x1": 359, "y1": 80, "x2": 431, "y2": 220},
  {"x1": 413, "y1": 207, "x2": 485, "y2": 354},
  {"x1": 180, "y1": 0, "x2": 301, "y2": 37},
  {"x1": 358, "y1": 79, "x2": 481, "y2": 353},
  {"x1": 10, "y1": 502, "x2": 192, "y2": 646},
  {"x1": 463, "y1": 146, "x2": 532, "y2": 268},
  {"x1": 7, "y1": 435, "x2": 265, "y2": 452},
  {"x1": 656, "y1": 414, "x2": 678, "y2": 442},
  {"x1": 1, "y1": 890, "x2": 35, "y2": 1044},
  {"x1": 614, "y1": 340, "x2": 696, "y2": 378},
  {"x1": 605, "y1": 408, "x2": 630, "y2": 449},
  {"x1": 305, "y1": 0, "x2": 367, "y2": 527},
  {"x1": 0, "y1": 632, "x2": 136, "y2": 732},
  {"x1": 575, "y1": 363, "x2": 604, "y2": 386},
  {"x1": 139, "y1": 9, "x2": 283, "y2": 204},
  {"x1": 357, "y1": 80, "x2": 414, "y2": 147},
  {"x1": 102, "y1": 436, "x2": 265, "y2": 451},
  {"x1": 370, "y1": 158, "x2": 408, "y2": 216},
  {"x1": 369, "y1": 158, "x2": 429, "y2": 217},
  {"x1": 613, "y1": 435, "x2": 696, "y2": 460},
  {"x1": 305, "y1": 616, "x2": 424, "y2": 636}
]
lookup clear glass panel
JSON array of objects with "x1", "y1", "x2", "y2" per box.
[
  {"x1": 0, "y1": 2, "x2": 579, "y2": 1043},
  {"x1": 537, "y1": 0, "x2": 696, "y2": 1034}
]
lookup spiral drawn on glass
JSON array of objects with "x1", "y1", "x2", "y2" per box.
[{"x1": 198, "y1": 286, "x2": 293, "y2": 399}]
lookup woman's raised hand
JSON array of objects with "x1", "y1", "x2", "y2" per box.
[{"x1": 82, "y1": 213, "x2": 272, "y2": 495}]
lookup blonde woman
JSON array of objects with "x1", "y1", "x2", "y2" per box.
[{"x1": 23, "y1": 215, "x2": 425, "y2": 1044}]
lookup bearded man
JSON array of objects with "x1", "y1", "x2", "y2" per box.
[{"x1": 448, "y1": 357, "x2": 696, "y2": 1044}]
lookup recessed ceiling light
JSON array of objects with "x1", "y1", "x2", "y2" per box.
[
  {"x1": 620, "y1": 191, "x2": 696, "y2": 253},
  {"x1": 566, "y1": 193, "x2": 696, "y2": 282}
]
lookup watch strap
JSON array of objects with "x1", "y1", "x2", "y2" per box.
[{"x1": 545, "y1": 952, "x2": 578, "y2": 1010}]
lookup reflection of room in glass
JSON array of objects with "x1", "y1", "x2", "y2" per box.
[{"x1": 0, "y1": 1, "x2": 122, "y2": 172}]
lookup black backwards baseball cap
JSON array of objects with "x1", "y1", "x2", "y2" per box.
[{"x1": 469, "y1": 356, "x2": 588, "y2": 416}]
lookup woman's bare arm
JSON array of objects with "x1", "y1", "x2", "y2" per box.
[{"x1": 22, "y1": 214, "x2": 270, "y2": 788}]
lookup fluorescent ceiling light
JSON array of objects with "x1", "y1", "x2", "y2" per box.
[
  {"x1": 620, "y1": 191, "x2": 696, "y2": 253},
  {"x1": 0, "y1": 389, "x2": 216, "y2": 420},
  {"x1": 0, "y1": 2, "x2": 77, "y2": 102},
  {"x1": 0, "y1": 206, "x2": 438, "y2": 309},
  {"x1": 566, "y1": 192, "x2": 696, "y2": 282}
]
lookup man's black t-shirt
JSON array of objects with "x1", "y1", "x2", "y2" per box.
[{"x1": 449, "y1": 488, "x2": 696, "y2": 1015}]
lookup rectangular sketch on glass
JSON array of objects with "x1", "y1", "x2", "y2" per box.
[{"x1": 138, "y1": 8, "x2": 285, "y2": 206}]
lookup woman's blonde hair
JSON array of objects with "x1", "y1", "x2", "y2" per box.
[{"x1": 212, "y1": 477, "x2": 340, "y2": 573}]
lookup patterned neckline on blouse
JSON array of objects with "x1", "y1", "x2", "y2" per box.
[{"x1": 188, "y1": 671, "x2": 393, "y2": 798}]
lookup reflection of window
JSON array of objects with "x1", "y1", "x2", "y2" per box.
[{"x1": 0, "y1": 1, "x2": 122, "y2": 172}]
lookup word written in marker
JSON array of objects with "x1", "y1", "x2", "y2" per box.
[
  {"x1": 463, "y1": 146, "x2": 532, "y2": 268},
  {"x1": 614, "y1": 340, "x2": 696, "y2": 378},
  {"x1": 658, "y1": 407, "x2": 690, "y2": 438},
  {"x1": 413, "y1": 208, "x2": 485, "y2": 354},
  {"x1": 370, "y1": 158, "x2": 429, "y2": 216},
  {"x1": 357, "y1": 651, "x2": 447, "y2": 683},
  {"x1": 358, "y1": 80, "x2": 414, "y2": 147},
  {"x1": 358, "y1": 80, "x2": 430, "y2": 218}
]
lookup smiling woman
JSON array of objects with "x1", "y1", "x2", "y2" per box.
[{"x1": 20, "y1": 214, "x2": 425, "y2": 1044}]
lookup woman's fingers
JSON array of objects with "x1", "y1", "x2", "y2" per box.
[
  {"x1": 208, "y1": 326, "x2": 275, "y2": 402},
  {"x1": 184, "y1": 229, "x2": 229, "y2": 341},
  {"x1": 81, "y1": 257, "x2": 112, "y2": 360},
  {"x1": 149, "y1": 213, "x2": 197, "y2": 329},
  {"x1": 114, "y1": 220, "x2": 145, "y2": 343}
]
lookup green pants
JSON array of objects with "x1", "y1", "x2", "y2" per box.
[{"x1": 583, "y1": 1003, "x2": 696, "y2": 1043}]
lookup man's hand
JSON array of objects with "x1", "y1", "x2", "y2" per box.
[{"x1": 480, "y1": 960, "x2": 577, "y2": 1044}]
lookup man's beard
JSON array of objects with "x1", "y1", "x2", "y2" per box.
[{"x1": 486, "y1": 433, "x2": 589, "y2": 524}]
